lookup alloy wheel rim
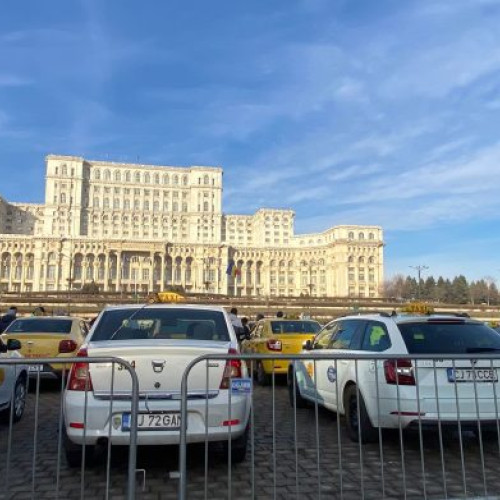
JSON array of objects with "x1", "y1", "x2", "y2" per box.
[{"x1": 14, "y1": 382, "x2": 26, "y2": 417}]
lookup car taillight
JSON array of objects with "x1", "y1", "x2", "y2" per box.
[
  {"x1": 67, "y1": 348, "x2": 93, "y2": 391},
  {"x1": 59, "y1": 339, "x2": 78, "y2": 353},
  {"x1": 220, "y1": 348, "x2": 242, "y2": 389},
  {"x1": 384, "y1": 359, "x2": 415, "y2": 386},
  {"x1": 266, "y1": 339, "x2": 282, "y2": 351}
]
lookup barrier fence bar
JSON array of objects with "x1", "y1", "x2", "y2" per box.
[
  {"x1": 178, "y1": 352, "x2": 500, "y2": 500},
  {"x1": 0, "y1": 357, "x2": 139, "y2": 500}
]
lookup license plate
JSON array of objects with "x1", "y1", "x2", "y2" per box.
[
  {"x1": 29, "y1": 365, "x2": 43, "y2": 372},
  {"x1": 447, "y1": 368, "x2": 498, "y2": 383},
  {"x1": 121, "y1": 412, "x2": 181, "y2": 431}
]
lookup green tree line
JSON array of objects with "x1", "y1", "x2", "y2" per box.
[{"x1": 384, "y1": 274, "x2": 499, "y2": 305}]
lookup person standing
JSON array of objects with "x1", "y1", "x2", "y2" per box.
[
  {"x1": 229, "y1": 307, "x2": 246, "y2": 344},
  {"x1": 0, "y1": 306, "x2": 18, "y2": 332},
  {"x1": 32, "y1": 306, "x2": 46, "y2": 316},
  {"x1": 229, "y1": 307, "x2": 243, "y2": 329},
  {"x1": 241, "y1": 317, "x2": 251, "y2": 341}
]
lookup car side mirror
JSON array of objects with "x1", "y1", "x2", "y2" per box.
[
  {"x1": 7, "y1": 339, "x2": 21, "y2": 351},
  {"x1": 303, "y1": 339, "x2": 313, "y2": 351}
]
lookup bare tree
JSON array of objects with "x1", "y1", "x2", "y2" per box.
[
  {"x1": 484, "y1": 276, "x2": 497, "y2": 306},
  {"x1": 383, "y1": 274, "x2": 407, "y2": 300}
]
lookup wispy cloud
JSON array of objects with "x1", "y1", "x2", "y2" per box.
[
  {"x1": 0, "y1": 74, "x2": 31, "y2": 87},
  {"x1": 1, "y1": 0, "x2": 500, "y2": 280}
]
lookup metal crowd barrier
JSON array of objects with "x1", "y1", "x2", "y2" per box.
[
  {"x1": 178, "y1": 352, "x2": 500, "y2": 500},
  {"x1": 2, "y1": 353, "x2": 500, "y2": 499},
  {"x1": 0, "y1": 357, "x2": 139, "y2": 500}
]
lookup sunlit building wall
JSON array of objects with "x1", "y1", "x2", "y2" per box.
[{"x1": 0, "y1": 155, "x2": 384, "y2": 297}]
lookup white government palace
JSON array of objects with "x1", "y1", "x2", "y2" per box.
[{"x1": 0, "y1": 155, "x2": 384, "y2": 297}]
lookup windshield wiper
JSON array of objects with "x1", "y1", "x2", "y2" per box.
[{"x1": 466, "y1": 347, "x2": 500, "y2": 353}]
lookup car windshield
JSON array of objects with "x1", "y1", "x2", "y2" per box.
[
  {"x1": 5, "y1": 318, "x2": 73, "y2": 334},
  {"x1": 270, "y1": 321, "x2": 321, "y2": 334},
  {"x1": 398, "y1": 320, "x2": 500, "y2": 354},
  {"x1": 91, "y1": 308, "x2": 231, "y2": 342}
]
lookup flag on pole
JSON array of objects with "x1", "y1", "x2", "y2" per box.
[{"x1": 226, "y1": 260, "x2": 240, "y2": 277}]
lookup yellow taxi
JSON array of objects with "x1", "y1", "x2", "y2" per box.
[
  {"x1": 1, "y1": 316, "x2": 89, "y2": 379},
  {"x1": 241, "y1": 318, "x2": 321, "y2": 385}
]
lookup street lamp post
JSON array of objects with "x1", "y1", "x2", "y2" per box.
[
  {"x1": 410, "y1": 265, "x2": 429, "y2": 300},
  {"x1": 66, "y1": 253, "x2": 73, "y2": 315},
  {"x1": 131, "y1": 256, "x2": 140, "y2": 302},
  {"x1": 143, "y1": 256, "x2": 152, "y2": 296},
  {"x1": 120, "y1": 255, "x2": 126, "y2": 300},
  {"x1": 203, "y1": 259, "x2": 211, "y2": 295}
]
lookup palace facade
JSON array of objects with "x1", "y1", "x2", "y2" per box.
[{"x1": 0, "y1": 155, "x2": 384, "y2": 297}]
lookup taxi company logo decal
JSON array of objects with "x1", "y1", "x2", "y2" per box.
[
  {"x1": 112, "y1": 416, "x2": 122, "y2": 430},
  {"x1": 327, "y1": 366, "x2": 337, "y2": 383}
]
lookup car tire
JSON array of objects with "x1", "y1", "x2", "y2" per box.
[
  {"x1": 225, "y1": 425, "x2": 249, "y2": 464},
  {"x1": 344, "y1": 384, "x2": 378, "y2": 443},
  {"x1": 63, "y1": 428, "x2": 96, "y2": 468},
  {"x1": 288, "y1": 368, "x2": 309, "y2": 409},
  {"x1": 0, "y1": 375, "x2": 27, "y2": 424},
  {"x1": 256, "y1": 362, "x2": 271, "y2": 386}
]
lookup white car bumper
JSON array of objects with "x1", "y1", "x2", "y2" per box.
[
  {"x1": 369, "y1": 396, "x2": 500, "y2": 429},
  {"x1": 64, "y1": 390, "x2": 251, "y2": 446}
]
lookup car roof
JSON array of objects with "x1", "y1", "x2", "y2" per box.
[
  {"x1": 100, "y1": 304, "x2": 228, "y2": 314},
  {"x1": 336, "y1": 313, "x2": 481, "y2": 325}
]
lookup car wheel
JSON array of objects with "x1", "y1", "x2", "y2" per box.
[
  {"x1": 225, "y1": 425, "x2": 248, "y2": 464},
  {"x1": 12, "y1": 377, "x2": 27, "y2": 422},
  {"x1": 256, "y1": 362, "x2": 271, "y2": 386},
  {"x1": 1, "y1": 376, "x2": 27, "y2": 424},
  {"x1": 344, "y1": 384, "x2": 378, "y2": 443},
  {"x1": 288, "y1": 367, "x2": 309, "y2": 409},
  {"x1": 63, "y1": 428, "x2": 96, "y2": 468}
]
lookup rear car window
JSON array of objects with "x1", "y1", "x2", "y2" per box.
[
  {"x1": 270, "y1": 321, "x2": 320, "y2": 334},
  {"x1": 5, "y1": 319, "x2": 73, "y2": 334},
  {"x1": 361, "y1": 322, "x2": 391, "y2": 352},
  {"x1": 91, "y1": 308, "x2": 231, "y2": 342},
  {"x1": 398, "y1": 320, "x2": 500, "y2": 354}
]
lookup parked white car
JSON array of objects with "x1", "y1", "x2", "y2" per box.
[
  {"x1": 63, "y1": 304, "x2": 251, "y2": 466},
  {"x1": 0, "y1": 336, "x2": 28, "y2": 424},
  {"x1": 289, "y1": 313, "x2": 500, "y2": 442}
]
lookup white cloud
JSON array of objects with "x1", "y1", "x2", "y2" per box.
[
  {"x1": 381, "y1": 27, "x2": 500, "y2": 99},
  {"x1": 341, "y1": 142, "x2": 500, "y2": 205},
  {"x1": 327, "y1": 164, "x2": 381, "y2": 182}
]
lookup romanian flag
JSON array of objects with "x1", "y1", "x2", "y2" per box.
[{"x1": 226, "y1": 260, "x2": 240, "y2": 277}]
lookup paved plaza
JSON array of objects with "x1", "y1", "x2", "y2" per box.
[{"x1": 1, "y1": 378, "x2": 500, "y2": 499}]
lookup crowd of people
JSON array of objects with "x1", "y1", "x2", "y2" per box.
[
  {"x1": 229, "y1": 307, "x2": 287, "y2": 343},
  {"x1": 0, "y1": 305, "x2": 48, "y2": 333}
]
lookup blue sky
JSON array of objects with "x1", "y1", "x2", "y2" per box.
[{"x1": 1, "y1": 0, "x2": 499, "y2": 281}]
